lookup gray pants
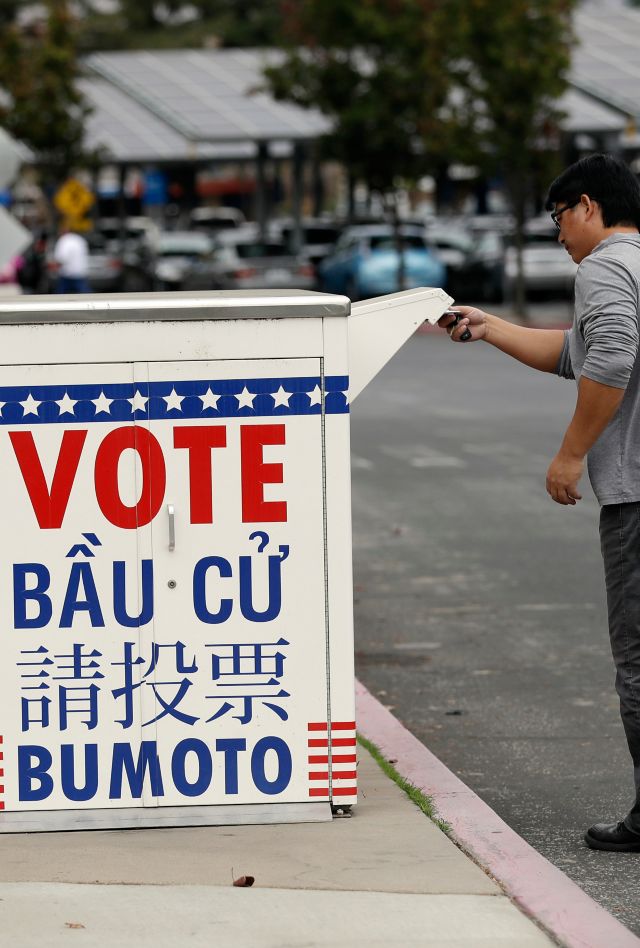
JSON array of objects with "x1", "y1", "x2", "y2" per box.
[{"x1": 600, "y1": 503, "x2": 640, "y2": 832}]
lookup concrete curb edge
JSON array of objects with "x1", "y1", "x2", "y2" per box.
[{"x1": 355, "y1": 678, "x2": 639, "y2": 948}]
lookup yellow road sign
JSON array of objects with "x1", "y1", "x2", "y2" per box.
[
  {"x1": 54, "y1": 178, "x2": 94, "y2": 218},
  {"x1": 61, "y1": 215, "x2": 92, "y2": 233}
]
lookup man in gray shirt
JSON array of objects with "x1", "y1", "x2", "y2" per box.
[{"x1": 440, "y1": 153, "x2": 640, "y2": 852}]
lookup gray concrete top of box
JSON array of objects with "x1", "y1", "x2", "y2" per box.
[{"x1": 0, "y1": 290, "x2": 351, "y2": 325}]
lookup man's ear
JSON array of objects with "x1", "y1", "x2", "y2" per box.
[{"x1": 581, "y1": 194, "x2": 600, "y2": 222}]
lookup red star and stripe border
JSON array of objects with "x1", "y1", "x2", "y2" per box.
[{"x1": 307, "y1": 721, "x2": 357, "y2": 803}]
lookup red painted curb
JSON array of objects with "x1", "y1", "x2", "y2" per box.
[{"x1": 356, "y1": 679, "x2": 640, "y2": 948}]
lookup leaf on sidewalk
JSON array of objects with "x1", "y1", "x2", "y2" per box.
[
  {"x1": 232, "y1": 875, "x2": 255, "y2": 887},
  {"x1": 65, "y1": 922, "x2": 85, "y2": 929}
]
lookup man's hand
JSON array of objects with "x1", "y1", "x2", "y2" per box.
[
  {"x1": 437, "y1": 306, "x2": 489, "y2": 342},
  {"x1": 546, "y1": 377, "x2": 625, "y2": 506},
  {"x1": 546, "y1": 451, "x2": 584, "y2": 505}
]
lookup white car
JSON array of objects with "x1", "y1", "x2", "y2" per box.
[
  {"x1": 188, "y1": 207, "x2": 246, "y2": 234},
  {"x1": 271, "y1": 218, "x2": 341, "y2": 266},
  {"x1": 503, "y1": 218, "x2": 577, "y2": 297}
]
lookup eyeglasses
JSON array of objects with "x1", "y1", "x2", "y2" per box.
[{"x1": 551, "y1": 199, "x2": 580, "y2": 230}]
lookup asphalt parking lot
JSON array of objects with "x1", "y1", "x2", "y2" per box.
[{"x1": 350, "y1": 328, "x2": 640, "y2": 937}]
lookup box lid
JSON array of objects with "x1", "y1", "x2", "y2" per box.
[{"x1": 0, "y1": 289, "x2": 351, "y2": 325}]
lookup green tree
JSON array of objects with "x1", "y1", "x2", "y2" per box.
[
  {"x1": 195, "y1": 0, "x2": 284, "y2": 46},
  {"x1": 0, "y1": 1, "x2": 91, "y2": 187},
  {"x1": 0, "y1": 1, "x2": 23, "y2": 28},
  {"x1": 265, "y1": 0, "x2": 459, "y2": 291},
  {"x1": 448, "y1": 0, "x2": 577, "y2": 314},
  {"x1": 266, "y1": 0, "x2": 577, "y2": 310},
  {"x1": 77, "y1": 0, "x2": 284, "y2": 51},
  {"x1": 116, "y1": 0, "x2": 184, "y2": 32}
]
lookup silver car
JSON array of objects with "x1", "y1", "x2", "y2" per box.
[
  {"x1": 503, "y1": 218, "x2": 577, "y2": 298},
  {"x1": 208, "y1": 229, "x2": 316, "y2": 291},
  {"x1": 153, "y1": 231, "x2": 216, "y2": 290}
]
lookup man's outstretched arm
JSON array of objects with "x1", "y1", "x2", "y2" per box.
[{"x1": 439, "y1": 306, "x2": 566, "y2": 374}]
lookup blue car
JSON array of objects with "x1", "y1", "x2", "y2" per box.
[{"x1": 318, "y1": 224, "x2": 446, "y2": 300}]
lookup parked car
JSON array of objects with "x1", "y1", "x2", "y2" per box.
[
  {"x1": 460, "y1": 229, "x2": 506, "y2": 301},
  {"x1": 188, "y1": 207, "x2": 246, "y2": 235},
  {"x1": 503, "y1": 218, "x2": 577, "y2": 299},
  {"x1": 94, "y1": 215, "x2": 161, "y2": 251},
  {"x1": 423, "y1": 226, "x2": 474, "y2": 297},
  {"x1": 318, "y1": 225, "x2": 446, "y2": 300},
  {"x1": 153, "y1": 231, "x2": 216, "y2": 290},
  {"x1": 421, "y1": 218, "x2": 508, "y2": 302},
  {"x1": 273, "y1": 218, "x2": 341, "y2": 266},
  {"x1": 93, "y1": 217, "x2": 161, "y2": 291},
  {"x1": 205, "y1": 229, "x2": 316, "y2": 291}
]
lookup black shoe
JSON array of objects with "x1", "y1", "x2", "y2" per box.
[{"x1": 585, "y1": 821, "x2": 640, "y2": 852}]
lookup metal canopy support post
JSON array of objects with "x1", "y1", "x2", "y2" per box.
[
  {"x1": 347, "y1": 170, "x2": 356, "y2": 224},
  {"x1": 256, "y1": 141, "x2": 269, "y2": 243},
  {"x1": 291, "y1": 142, "x2": 305, "y2": 254},
  {"x1": 311, "y1": 144, "x2": 324, "y2": 217},
  {"x1": 117, "y1": 164, "x2": 127, "y2": 248}
]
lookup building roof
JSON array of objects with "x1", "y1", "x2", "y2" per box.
[
  {"x1": 15, "y1": 7, "x2": 621, "y2": 168},
  {"x1": 572, "y1": 2, "x2": 640, "y2": 121},
  {"x1": 84, "y1": 49, "x2": 331, "y2": 157},
  {"x1": 78, "y1": 77, "x2": 292, "y2": 163},
  {"x1": 80, "y1": 78, "x2": 205, "y2": 163},
  {"x1": 558, "y1": 87, "x2": 625, "y2": 134}
]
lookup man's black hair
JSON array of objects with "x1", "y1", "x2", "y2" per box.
[{"x1": 545, "y1": 153, "x2": 640, "y2": 229}]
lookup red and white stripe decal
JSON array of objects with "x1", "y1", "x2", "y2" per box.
[
  {"x1": 307, "y1": 721, "x2": 357, "y2": 802},
  {"x1": 0, "y1": 736, "x2": 5, "y2": 810}
]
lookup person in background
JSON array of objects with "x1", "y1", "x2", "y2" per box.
[
  {"x1": 17, "y1": 230, "x2": 47, "y2": 294},
  {"x1": 440, "y1": 153, "x2": 640, "y2": 853},
  {"x1": 53, "y1": 222, "x2": 90, "y2": 293},
  {"x1": 0, "y1": 253, "x2": 25, "y2": 291}
]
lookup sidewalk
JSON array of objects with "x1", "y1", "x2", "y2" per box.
[{"x1": 0, "y1": 683, "x2": 636, "y2": 947}]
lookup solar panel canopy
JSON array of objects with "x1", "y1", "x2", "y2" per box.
[
  {"x1": 84, "y1": 49, "x2": 331, "y2": 163},
  {"x1": 71, "y1": 14, "x2": 640, "y2": 165},
  {"x1": 572, "y1": 3, "x2": 640, "y2": 120}
]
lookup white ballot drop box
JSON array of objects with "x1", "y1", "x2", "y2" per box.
[{"x1": 0, "y1": 286, "x2": 450, "y2": 831}]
